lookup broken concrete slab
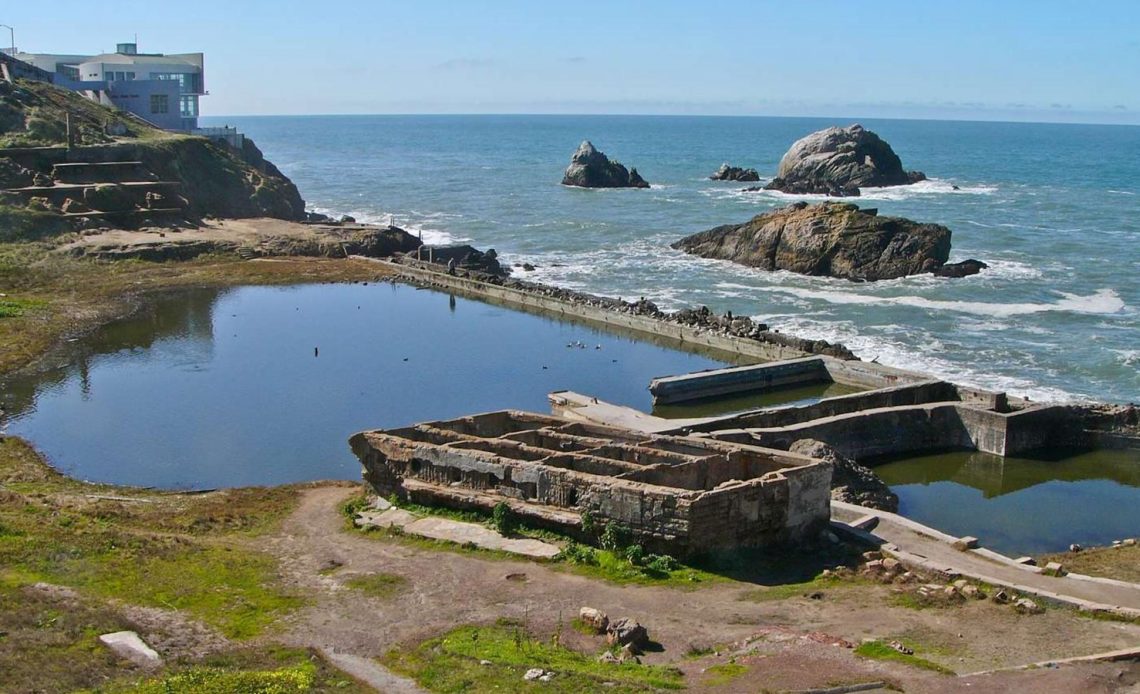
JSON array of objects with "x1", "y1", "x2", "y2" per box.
[
  {"x1": 403, "y1": 517, "x2": 561, "y2": 559},
  {"x1": 354, "y1": 508, "x2": 417, "y2": 529},
  {"x1": 99, "y1": 631, "x2": 161, "y2": 668}
]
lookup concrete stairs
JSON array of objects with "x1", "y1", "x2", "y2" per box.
[{"x1": 1, "y1": 158, "x2": 185, "y2": 222}]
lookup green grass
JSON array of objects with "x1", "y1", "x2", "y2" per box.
[
  {"x1": 383, "y1": 624, "x2": 685, "y2": 692},
  {"x1": 557, "y1": 546, "x2": 722, "y2": 588},
  {"x1": 0, "y1": 296, "x2": 45, "y2": 318},
  {"x1": 93, "y1": 646, "x2": 370, "y2": 693},
  {"x1": 344, "y1": 572, "x2": 408, "y2": 600},
  {"x1": 853, "y1": 640, "x2": 954, "y2": 675},
  {"x1": 703, "y1": 662, "x2": 748, "y2": 686}
]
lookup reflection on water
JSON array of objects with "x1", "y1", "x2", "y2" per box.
[
  {"x1": 873, "y1": 449, "x2": 1140, "y2": 555},
  {"x1": 0, "y1": 283, "x2": 729, "y2": 490},
  {"x1": 651, "y1": 381, "x2": 861, "y2": 419}
]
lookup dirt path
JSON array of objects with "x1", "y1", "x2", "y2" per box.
[{"x1": 264, "y1": 487, "x2": 1140, "y2": 692}]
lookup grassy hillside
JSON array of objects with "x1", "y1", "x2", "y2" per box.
[{"x1": 0, "y1": 78, "x2": 306, "y2": 234}]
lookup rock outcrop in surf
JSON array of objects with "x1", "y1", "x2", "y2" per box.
[
  {"x1": 561, "y1": 141, "x2": 649, "y2": 188},
  {"x1": 763, "y1": 124, "x2": 926, "y2": 197},
  {"x1": 672, "y1": 201, "x2": 975, "y2": 282},
  {"x1": 709, "y1": 163, "x2": 760, "y2": 182}
]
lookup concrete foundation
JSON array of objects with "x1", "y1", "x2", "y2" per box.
[{"x1": 350, "y1": 410, "x2": 832, "y2": 556}]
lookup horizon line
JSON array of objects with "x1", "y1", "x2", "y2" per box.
[{"x1": 199, "y1": 111, "x2": 1140, "y2": 128}]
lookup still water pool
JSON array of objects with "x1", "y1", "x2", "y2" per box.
[
  {"x1": 0, "y1": 283, "x2": 728, "y2": 489},
  {"x1": 874, "y1": 448, "x2": 1140, "y2": 555}
]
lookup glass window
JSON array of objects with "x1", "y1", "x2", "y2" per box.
[
  {"x1": 106, "y1": 72, "x2": 115, "y2": 82},
  {"x1": 127, "y1": 72, "x2": 135, "y2": 80},
  {"x1": 150, "y1": 94, "x2": 169, "y2": 114},
  {"x1": 180, "y1": 95, "x2": 199, "y2": 118},
  {"x1": 116, "y1": 71, "x2": 126, "y2": 81}
]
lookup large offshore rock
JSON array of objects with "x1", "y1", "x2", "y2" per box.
[
  {"x1": 561, "y1": 141, "x2": 649, "y2": 188},
  {"x1": 672, "y1": 201, "x2": 953, "y2": 281},
  {"x1": 764, "y1": 124, "x2": 926, "y2": 197}
]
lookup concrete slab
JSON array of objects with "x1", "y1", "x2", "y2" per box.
[
  {"x1": 98, "y1": 631, "x2": 161, "y2": 668},
  {"x1": 403, "y1": 517, "x2": 561, "y2": 559},
  {"x1": 355, "y1": 508, "x2": 417, "y2": 529}
]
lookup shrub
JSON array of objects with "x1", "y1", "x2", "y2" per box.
[
  {"x1": 491, "y1": 501, "x2": 518, "y2": 536},
  {"x1": 599, "y1": 521, "x2": 631, "y2": 551},
  {"x1": 580, "y1": 509, "x2": 596, "y2": 535},
  {"x1": 624, "y1": 544, "x2": 645, "y2": 566},
  {"x1": 557, "y1": 541, "x2": 598, "y2": 566},
  {"x1": 646, "y1": 554, "x2": 680, "y2": 573}
]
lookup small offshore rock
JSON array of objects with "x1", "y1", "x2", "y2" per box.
[
  {"x1": 562, "y1": 141, "x2": 650, "y2": 189},
  {"x1": 709, "y1": 163, "x2": 760, "y2": 182}
]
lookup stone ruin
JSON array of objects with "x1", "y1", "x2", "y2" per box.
[{"x1": 349, "y1": 410, "x2": 832, "y2": 556}]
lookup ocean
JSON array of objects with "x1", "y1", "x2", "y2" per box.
[{"x1": 201, "y1": 114, "x2": 1140, "y2": 403}]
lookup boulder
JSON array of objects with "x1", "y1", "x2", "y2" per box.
[
  {"x1": 710, "y1": 163, "x2": 760, "y2": 182},
  {"x1": 764, "y1": 124, "x2": 926, "y2": 197},
  {"x1": 417, "y1": 244, "x2": 507, "y2": 277},
  {"x1": 790, "y1": 439, "x2": 898, "y2": 511},
  {"x1": 562, "y1": 141, "x2": 650, "y2": 189},
  {"x1": 605, "y1": 618, "x2": 649, "y2": 651},
  {"x1": 578, "y1": 607, "x2": 609, "y2": 634},
  {"x1": 673, "y1": 201, "x2": 953, "y2": 282}
]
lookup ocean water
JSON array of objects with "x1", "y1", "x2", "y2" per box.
[{"x1": 203, "y1": 114, "x2": 1140, "y2": 403}]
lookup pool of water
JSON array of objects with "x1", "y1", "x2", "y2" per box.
[
  {"x1": 0, "y1": 283, "x2": 730, "y2": 490},
  {"x1": 651, "y1": 381, "x2": 861, "y2": 419},
  {"x1": 873, "y1": 448, "x2": 1140, "y2": 555}
]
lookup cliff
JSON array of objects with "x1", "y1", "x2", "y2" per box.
[{"x1": 0, "y1": 78, "x2": 305, "y2": 239}]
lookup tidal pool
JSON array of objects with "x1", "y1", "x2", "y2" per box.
[
  {"x1": 873, "y1": 448, "x2": 1140, "y2": 555},
  {"x1": 0, "y1": 283, "x2": 730, "y2": 489}
]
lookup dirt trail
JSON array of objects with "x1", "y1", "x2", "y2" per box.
[{"x1": 264, "y1": 487, "x2": 1140, "y2": 692}]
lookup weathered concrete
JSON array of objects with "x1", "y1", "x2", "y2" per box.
[
  {"x1": 350, "y1": 410, "x2": 832, "y2": 556},
  {"x1": 831, "y1": 501, "x2": 1140, "y2": 618},
  {"x1": 98, "y1": 631, "x2": 162, "y2": 668}
]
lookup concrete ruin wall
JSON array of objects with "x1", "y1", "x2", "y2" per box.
[{"x1": 350, "y1": 411, "x2": 832, "y2": 556}]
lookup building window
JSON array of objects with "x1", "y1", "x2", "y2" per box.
[
  {"x1": 150, "y1": 72, "x2": 194, "y2": 93},
  {"x1": 150, "y1": 94, "x2": 169, "y2": 114},
  {"x1": 180, "y1": 95, "x2": 199, "y2": 118},
  {"x1": 115, "y1": 71, "x2": 126, "y2": 81},
  {"x1": 126, "y1": 71, "x2": 135, "y2": 80},
  {"x1": 106, "y1": 72, "x2": 115, "y2": 82}
]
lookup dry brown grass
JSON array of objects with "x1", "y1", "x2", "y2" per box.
[{"x1": 1040, "y1": 544, "x2": 1140, "y2": 584}]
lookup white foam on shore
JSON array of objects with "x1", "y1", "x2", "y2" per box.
[
  {"x1": 749, "y1": 286, "x2": 1124, "y2": 319},
  {"x1": 770, "y1": 315, "x2": 1087, "y2": 403},
  {"x1": 714, "y1": 178, "x2": 998, "y2": 204}
]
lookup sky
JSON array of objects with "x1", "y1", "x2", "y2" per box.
[{"x1": 4, "y1": 1, "x2": 1139, "y2": 124}]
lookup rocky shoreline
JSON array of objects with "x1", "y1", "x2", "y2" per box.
[{"x1": 387, "y1": 252, "x2": 858, "y2": 360}]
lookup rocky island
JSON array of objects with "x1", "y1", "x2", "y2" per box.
[
  {"x1": 561, "y1": 140, "x2": 649, "y2": 188},
  {"x1": 709, "y1": 163, "x2": 760, "y2": 182},
  {"x1": 762, "y1": 124, "x2": 926, "y2": 197},
  {"x1": 673, "y1": 201, "x2": 985, "y2": 281}
]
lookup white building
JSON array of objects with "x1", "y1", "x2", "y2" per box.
[{"x1": 13, "y1": 42, "x2": 205, "y2": 131}]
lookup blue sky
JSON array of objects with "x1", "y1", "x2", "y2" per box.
[{"x1": 4, "y1": 1, "x2": 1138, "y2": 123}]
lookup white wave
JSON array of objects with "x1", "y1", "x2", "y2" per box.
[
  {"x1": 1107, "y1": 190, "x2": 1137, "y2": 196},
  {"x1": 1113, "y1": 349, "x2": 1140, "y2": 367},
  {"x1": 751, "y1": 286, "x2": 1125, "y2": 318},
  {"x1": 771, "y1": 316, "x2": 1086, "y2": 403},
  {"x1": 969, "y1": 258, "x2": 1042, "y2": 281},
  {"x1": 727, "y1": 178, "x2": 998, "y2": 203}
]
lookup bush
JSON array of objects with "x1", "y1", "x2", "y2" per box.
[
  {"x1": 646, "y1": 554, "x2": 680, "y2": 573},
  {"x1": 491, "y1": 501, "x2": 518, "y2": 536},
  {"x1": 580, "y1": 509, "x2": 596, "y2": 535},
  {"x1": 557, "y1": 541, "x2": 598, "y2": 566},
  {"x1": 599, "y1": 521, "x2": 631, "y2": 551},
  {"x1": 624, "y1": 544, "x2": 645, "y2": 566}
]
